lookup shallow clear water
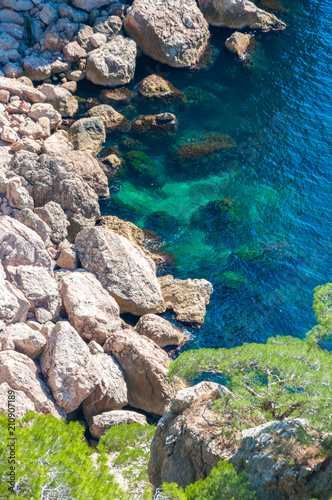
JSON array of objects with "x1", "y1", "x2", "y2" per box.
[{"x1": 83, "y1": 0, "x2": 332, "y2": 350}]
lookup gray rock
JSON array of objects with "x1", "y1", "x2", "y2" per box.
[
  {"x1": 0, "y1": 22, "x2": 24, "y2": 40},
  {"x1": 39, "y1": 3, "x2": 58, "y2": 25},
  {"x1": 1, "y1": 0, "x2": 33, "y2": 10},
  {"x1": 44, "y1": 18, "x2": 79, "y2": 51},
  {"x1": 67, "y1": 116, "x2": 106, "y2": 155},
  {"x1": 86, "y1": 35, "x2": 137, "y2": 87},
  {"x1": 90, "y1": 410, "x2": 147, "y2": 439},
  {"x1": 38, "y1": 83, "x2": 78, "y2": 118},
  {"x1": 135, "y1": 314, "x2": 185, "y2": 348},
  {"x1": 0, "y1": 76, "x2": 46, "y2": 103},
  {"x1": 1, "y1": 9, "x2": 24, "y2": 24},
  {"x1": 93, "y1": 15, "x2": 122, "y2": 41},
  {"x1": 58, "y1": 4, "x2": 89, "y2": 23},
  {"x1": 75, "y1": 226, "x2": 165, "y2": 316},
  {"x1": 0, "y1": 273, "x2": 30, "y2": 326},
  {"x1": 6, "y1": 176, "x2": 34, "y2": 210},
  {"x1": 34, "y1": 202, "x2": 69, "y2": 244},
  {"x1": 0, "y1": 323, "x2": 46, "y2": 358},
  {"x1": 23, "y1": 56, "x2": 52, "y2": 81},
  {"x1": 12, "y1": 208, "x2": 52, "y2": 245},
  {"x1": 71, "y1": 0, "x2": 119, "y2": 12}
]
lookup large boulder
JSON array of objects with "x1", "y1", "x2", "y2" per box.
[
  {"x1": 82, "y1": 351, "x2": 128, "y2": 423},
  {"x1": 0, "y1": 216, "x2": 52, "y2": 273},
  {"x1": 0, "y1": 323, "x2": 46, "y2": 358},
  {"x1": 0, "y1": 268, "x2": 30, "y2": 326},
  {"x1": 34, "y1": 202, "x2": 69, "y2": 244},
  {"x1": 124, "y1": 0, "x2": 210, "y2": 68},
  {"x1": 6, "y1": 265, "x2": 60, "y2": 323},
  {"x1": 148, "y1": 381, "x2": 234, "y2": 489},
  {"x1": 135, "y1": 314, "x2": 185, "y2": 348},
  {"x1": 40, "y1": 321, "x2": 100, "y2": 413},
  {"x1": 86, "y1": 35, "x2": 137, "y2": 87},
  {"x1": 75, "y1": 227, "x2": 166, "y2": 316},
  {"x1": 28, "y1": 102, "x2": 62, "y2": 129},
  {"x1": 158, "y1": 275, "x2": 213, "y2": 325},
  {"x1": 67, "y1": 117, "x2": 106, "y2": 156},
  {"x1": 0, "y1": 350, "x2": 64, "y2": 418},
  {"x1": 12, "y1": 208, "x2": 52, "y2": 246},
  {"x1": 38, "y1": 83, "x2": 78, "y2": 118},
  {"x1": 198, "y1": 0, "x2": 286, "y2": 30},
  {"x1": 87, "y1": 104, "x2": 130, "y2": 133},
  {"x1": 90, "y1": 410, "x2": 147, "y2": 439},
  {"x1": 104, "y1": 328, "x2": 178, "y2": 415},
  {"x1": 138, "y1": 74, "x2": 186, "y2": 103},
  {"x1": 59, "y1": 271, "x2": 121, "y2": 345},
  {"x1": 23, "y1": 56, "x2": 52, "y2": 81},
  {"x1": 225, "y1": 31, "x2": 254, "y2": 59},
  {"x1": 10, "y1": 152, "x2": 100, "y2": 240}
]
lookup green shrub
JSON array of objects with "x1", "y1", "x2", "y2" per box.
[
  {"x1": 162, "y1": 461, "x2": 256, "y2": 499},
  {"x1": 0, "y1": 412, "x2": 126, "y2": 499}
]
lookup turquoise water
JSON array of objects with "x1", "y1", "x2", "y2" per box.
[{"x1": 91, "y1": 0, "x2": 332, "y2": 349}]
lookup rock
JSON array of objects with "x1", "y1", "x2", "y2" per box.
[
  {"x1": 39, "y1": 3, "x2": 58, "y2": 25},
  {"x1": 17, "y1": 76, "x2": 33, "y2": 87},
  {"x1": 124, "y1": 0, "x2": 210, "y2": 67},
  {"x1": 230, "y1": 419, "x2": 332, "y2": 500},
  {"x1": 104, "y1": 328, "x2": 176, "y2": 415},
  {"x1": 82, "y1": 352, "x2": 128, "y2": 423},
  {"x1": 38, "y1": 83, "x2": 78, "y2": 118},
  {"x1": 87, "y1": 104, "x2": 130, "y2": 132},
  {"x1": 75, "y1": 226, "x2": 166, "y2": 316},
  {"x1": 89, "y1": 410, "x2": 147, "y2": 439},
  {"x1": 28, "y1": 102, "x2": 62, "y2": 129},
  {"x1": 99, "y1": 87, "x2": 132, "y2": 104},
  {"x1": 89, "y1": 32, "x2": 107, "y2": 48},
  {"x1": 1, "y1": 9, "x2": 24, "y2": 25},
  {"x1": 138, "y1": 74, "x2": 186, "y2": 103},
  {"x1": 77, "y1": 24, "x2": 94, "y2": 50},
  {"x1": 0, "y1": 126, "x2": 18, "y2": 143},
  {"x1": 1, "y1": 0, "x2": 33, "y2": 10},
  {"x1": 10, "y1": 152, "x2": 100, "y2": 240},
  {"x1": 67, "y1": 116, "x2": 105, "y2": 155},
  {"x1": 0, "y1": 350, "x2": 64, "y2": 418},
  {"x1": 59, "y1": 150, "x2": 109, "y2": 198},
  {"x1": 40, "y1": 321, "x2": 100, "y2": 413},
  {"x1": 0, "y1": 275, "x2": 30, "y2": 326},
  {"x1": 6, "y1": 99, "x2": 31, "y2": 114},
  {"x1": 42, "y1": 130, "x2": 74, "y2": 155},
  {"x1": 37, "y1": 116, "x2": 51, "y2": 138},
  {"x1": 158, "y1": 275, "x2": 213, "y2": 325},
  {"x1": 0, "y1": 216, "x2": 52, "y2": 273},
  {"x1": 198, "y1": 0, "x2": 286, "y2": 30},
  {"x1": 135, "y1": 314, "x2": 185, "y2": 348},
  {"x1": 225, "y1": 31, "x2": 254, "y2": 58},
  {"x1": 132, "y1": 113, "x2": 177, "y2": 136},
  {"x1": 0, "y1": 90, "x2": 10, "y2": 103},
  {"x1": 23, "y1": 55, "x2": 52, "y2": 81},
  {"x1": 34, "y1": 201, "x2": 69, "y2": 244},
  {"x1": 10, "y1": 137, "x2": 41, "y2": 154},
  {"x1": 6, "y1": 265, "x2": 61, "y2": 323},
  {"x1": 61, "y1": 81, "x2": 77, "y2": 93},
  {"x1": 0, "y1": 323, "x2": 46, "y2": 358},
  {"x1": 18, "y1": 117, "x2": 44, "y2": 139},
  {"x1": 71, "y1": 0, "x2": 118, "y2": 12},
  {"x1": 0, "y1": 32, "x2": 19, "y2": 52},
  {"x1": 55, "y1": 240, "x2": 78, "y2": 269},
  {"x1": 86, "y1": 36, "x2": 137, "y2": 87},
  {"x1": 148, "y1": 381, "x2": 233, "y2": 489},
  {"x1": 51, "y1": 58, "x2": 71, "y2": 74},
  {"x1": 0, "y1": 382, "x2": 35, "y2": 418},
  {"x1": 12, "y1": 208, "x2": 51, "y2": 244},
  {"x1": 58, "y1": 4, "x2": 89, "y2": 24},
  {"x1": 44, "y1": 19, "x2": 79, "y2": 51},
  {"x1": 4, "y1": 62, "x2": 23, "y2": 78},
  {"x1": 66, "y1": 69, "x2": 85, "y2": 81},
  {"x1": 63, "y1": 41, "x2": 88, "y2": 63},
  {"x1": 0, "y1": 76, "x2": 46, "y2": 103},
  {"x1": 93, "y1": 15, "x2": 122, "y2": 41},
  {"x1": 59, "y1": 270, "x2": 121, "y2": 344},
  {"x1": 6, "y1": 176, "x2": 34, "y2": 209}
]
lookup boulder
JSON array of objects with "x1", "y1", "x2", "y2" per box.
[
  {"x1": 148, "y1": 381, "x2": 233, "y2": 489},
  {"x1": 67, "y1": 116, "x2": 105, "y2": 155},
  {"x1": 60, "y1": 150, "x2": 109, "y2": 197},
  {"x1": 86, "y1": 35, "x2": 137, "y2": 87},
  {"x1": 59, "y1": 270, "x2": 121, "y2": 344},
  {"x1": 10, "y1": 138, "x2": 41, "y2": 154},
  {"x1": 56, "y1": 240, "x2": 78, "y2": 270},
  {"x1": 0, "y1": 323, "x2": 46, "y2": 358},
  {"x1": 225, "y1": 31, "x2": 254, "y2": 58},
  {"x1": 75, "y1": 226, "x2": 166, "y2": 316},
  {"x1": 63, "y1": 41, "x2": 88, "y2": 63},
  {"x1": 40, "y1": 321, "x2": 100, "y2": 413},
  {"x1": 12, "y1": 208, "x2": 51, "y2": 245},
  {"x1": 89, "y1": 32, "x2": 107, "y2": 48},
  {"x1": 0, "y1": 216, "x2": 52, "y2": 273},
  {"x1": 82, "y1": 352, "x2": 128, "y2": 423},
  {"x1": 42, "y1": 130, "x2": 74, "y2": 156},
  {"x1": 58, "y1": 4, "x2": 89, "y2": 24},
  {"x1": 158, "y1": 275, "x2": 213, "y2": 325},
  {"x1": 34, "y1": 202, "x2": 69, "y2": 244},
  {"x1": 71, "y1": 0, "x2": 117, "y2": 11},
  {"x1": 198, "y1": 0, "x2": 286, "y2": 30},
  {"x1": 28, "y1": 102, "x2": 62, "y2": 129},
  {"x1": 6, "y1": 265, "x2": 60, "y2": 323},
  {"x1": 51, "y1": 58, "x2": 71, "y2": 74},
  {"x1": 132, "y1": 113, "x2": 177, "y2": 136},
  {"x1": 38, "y1": 83, "x2": 78, "y2": 118},
  {"x1": 138, "y1": 74, "x2": 186, "y2": 103},
  {"x1": 23, "y1": 56, "x2": 52, "y2": 81},
  {"x1": 104, "y1": 328, "x2": 175, "y2": 415},
  {"x1": 10, "y1": 152, "x2": 100, "y2": 240},
  {"x1": 87, "y1": 104, "x2": 130, "y2": 133},
  {"x1": 90, "y1": 410, "x2": 147, "y2": 439},
  {"x1": 6, "y1": 176, "x2": 34, "y2": 210},
  {"x1": 124, "y1": 0, "x2": 210, "y2": 67},
  {"x1": 135, "y1": 314, "x2": 185, "y2": 348},
  {"x1": 93, "y1": 15, "x2": 122, "y2": 41},
  {"x1": 39, "y1": 3, "x2": 59, "y2": 25},
  {"x1": 99, "y1": 87, "x2": 132, "y2": 104},
  {"x1": 18, "y1": 118, "x2": 44, "y2": 139},
  {"x1": 0, "y1": 76, "x2": 46, "y2": 103},
  {"x1": 1, "y1": 0, "x2": 33, "y2": 10},
  {"x1": 0, "y1": 275, "x2": 30, "y2": 326},
  {"x1": 0, "y1": 350, "x2": 64, "y2": 418},
  {"x1": 44, "y1": 19, "x2": 79, "y2": 51}
]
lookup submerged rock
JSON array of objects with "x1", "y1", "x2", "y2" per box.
[
  {"x1": 132, "y1": 113, "x2": 177, "y2": 136},
  {"x1": 124, "y1": 0, "x2": 210, "y2": 68},
  {"x1": 158, "y1": 275, "x2": 213, "y2": 325},
  {"x1": 99, "y1": 87, "x2": 133, "y2": 105},
  {"x1": 173, "y1": 133, "x2": 235, "y2": 162},
  {"x1": 75, "y1": 226, "x2": 166, "y2": 316},
  {"x1": 198, "y1": 0, "x2": 286, "y2": 30},
  {"x1": 138, "y1": 75, "x2": 186, "y2": 104}
]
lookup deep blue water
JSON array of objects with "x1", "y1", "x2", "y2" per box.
[{"x1": 94, "y1": 0, "x2": 332, "y2": 350}]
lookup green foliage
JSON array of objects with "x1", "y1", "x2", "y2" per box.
[
  {"x1": 169, "y1": 335, "x2": 332, "y2": 431},
  {"x1": 99, "y1": 423, "x2": 156, "y2": 499},
  {"x1": 162, "y1": 461, "x2": 256, "y2": 500},
  {"x1": 0, "y1": 412, "x2": 126, "y2": 499}
]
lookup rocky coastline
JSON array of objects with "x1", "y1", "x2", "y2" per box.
[{"x1": 2, "y1": 1, "x2": 330, "y2": 500}]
